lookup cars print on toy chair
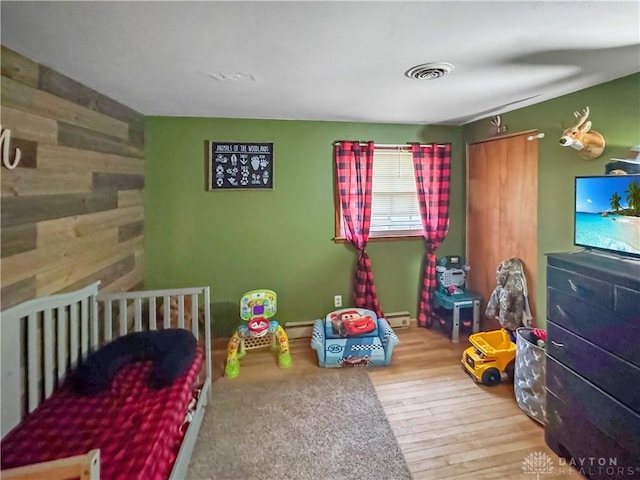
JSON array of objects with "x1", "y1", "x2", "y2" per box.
[
  {"x1": 331, "y1": 309, "x2": 376, "y2": 337},
  {"x1": 311, "y1": 308, "x2": 399, "y2": 368}
]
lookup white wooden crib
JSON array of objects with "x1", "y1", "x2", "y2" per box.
[{"x1": 0, "y1": 281, "x2": 212, "y2": 480}]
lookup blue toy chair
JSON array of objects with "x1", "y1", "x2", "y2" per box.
[{"x1": 311, "y1": 308, "x2": 399, "y2": 368}]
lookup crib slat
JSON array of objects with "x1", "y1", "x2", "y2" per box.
[
  {"x1": 70, "y1": 302, "x2": 79, "y2": 370},
  {"x1": 178, "y1": 295, "x2": 185, "y2": 328},
  {"x1": 119, "y1": 298, "x2": 127, "y2": 336},
  {"x1": 150, "y1": 297, "x2": 157, "y2": 330},
  {"x1": 134, "y1": 298, "x2": 142, "y2": 332},
  {"x1": 191, "y1": 295, "x2": 199, "y2": 338},
  {"x1": 1, "y1": 311, "x2": 22, "y2": 437},
  {"x1": 204, "y1": 287, "x2": 212, "y2": 399},
  {"x1": 27, "y1": 313, "x2": 39, "y2": 413},
  {"x1": 43, "y1": 309, "x2": 54, "y2": 398},
  {"x1": 104, "y1": 300, "x2": 113, "y2": 342},
  {"x1": 91, "y1": 293, "x2": 99, "y2": 351},
  {"x1": 57, "y1": 306, "x2": 67, "y2": 385},
  {"x1": 80, "y1": 298, "x2": 89, "y2": 361},
  {"x1": 163, "y1": 296, "x2": 170, "y2": 329}
]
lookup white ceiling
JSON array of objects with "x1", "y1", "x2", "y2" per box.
[{"x1": 2, "y1": 1, "x2": 639, "y2": 125}]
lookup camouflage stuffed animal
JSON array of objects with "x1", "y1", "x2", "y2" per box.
[{"x1": 485, "y1": 258, "x2": 533, "y2": 331}]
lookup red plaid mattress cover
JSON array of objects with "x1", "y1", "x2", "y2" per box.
[{"x1": 1, "y1": 347, "x2": 204, "y2": 480}]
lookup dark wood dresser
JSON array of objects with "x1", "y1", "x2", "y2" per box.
[{"x1": 545, "y1": 251, "x2": 640, "y2": 479}]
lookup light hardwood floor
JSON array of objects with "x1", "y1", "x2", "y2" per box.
[{"x1": 211, "y1": 326, "x2": 584, "y2": 480}]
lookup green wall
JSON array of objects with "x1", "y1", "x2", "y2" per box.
[
  {"x1": 145, "y1": 73, "x2": 639, "y2": 336},
  {"x1": 145, "y1": 119, "x2": 464, "y2": 336},
  {"x1": 464, "y1": 73, "x2": 640, "y2": 327}
]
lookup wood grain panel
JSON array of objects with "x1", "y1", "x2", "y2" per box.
[
  {"x1": 1, "y1": 75, "x2": 130, "y2": 140},
  {"x1": 498, "y1": 134, "x2": 538, "y2": 321},
  {"x1": 2, "y1": 228, "x2": 120, "y2": 286},
  {"x1": 37, "y1": 144, "x2": 144, "y2": 174},
  {"x1": 93, "y1": 172, "x2": 144, "y2": 191},
  {"x1": 4, "y1": 137, "x2": 37, "y2": 168},
  {"x1": 36, "y1": 206, "x2": 143, "y2": 247},
  {"x1": 0, "y1": 45, "x2": 38, "y2": 87},
  {"x1": 118, "y1": 221, "x2": 143, "y2": 242},
  {"x1": 134, "y1": 248, "x2": 144, "y2": 273},
  {"x1": 466, "y1": 141, "x2": 500, "y2": 328},
  {"x1": 128, "y1": 122, "x2": 145, "y2": 146},
  {"x1": 98, "y1": 265, "x2": 144, "y2": 294},
  {"x1": 466, "y1": 133, "x2": 538, "y2": 329},
  {"x1": 117, "y1": 189, "x2": 144, "y2": 207},
  {"x1": 1, "y1": 223, "x2": 36, "y2": 258},
  {"x1": 58, "y1": 121, "x2": 144, "y2": 159},
  {"x1": 0, "y1": 277, "x2": 36, "y2": 310},
  {"x1": 2, "y1": 168, "x2": 92, "y2": 197},
  {"x1": 61, "y1": 254, "x2": 136, "y2": 294},
  {"x1": 36, "y1": 236, "x2": 143, "y2": 296},
  {"x1": 1, "y1": 107, "x2": 58, "y2": 145},
  {"x1": 39, "y1": 65, "x2": 144, "y2": 144},
  {"x1": 1, "y1": 190, "x2": 118, "y2": 227},
  {"x1": 1, "y1": 46, "x2": 144, "y2": 308}
]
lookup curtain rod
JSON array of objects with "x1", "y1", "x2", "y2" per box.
[{"x1": 333, "y1": 141, "x2": 449, "y2": 148}]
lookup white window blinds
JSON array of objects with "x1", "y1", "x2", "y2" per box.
[{"x1": 370, "y1": 149, "x2": 422, "y2": 233}]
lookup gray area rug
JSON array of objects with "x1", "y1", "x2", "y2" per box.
[{"x1": 187, "y1": 369, "x2": 412, "y2": 480}]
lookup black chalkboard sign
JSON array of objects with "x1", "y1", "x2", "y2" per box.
[{"x1": 208, "y1": 142, "x2": 274, "y2": 190}]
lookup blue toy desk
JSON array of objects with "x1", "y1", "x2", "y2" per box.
[{"x1": 433, "y1": 289, "x2": 481, "y2": 343}]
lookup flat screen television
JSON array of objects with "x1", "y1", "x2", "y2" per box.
[{"x1": 574, "y1": 174, "x2": 640, "y2": 258}]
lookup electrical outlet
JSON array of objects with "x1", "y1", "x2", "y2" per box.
[{"x1": 334, "y1": 295, "x2": 342, "y2": 308}]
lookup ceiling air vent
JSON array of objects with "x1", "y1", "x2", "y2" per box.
[{"x1": 405, "y1": 62, "x2": 454, "y2": 80}]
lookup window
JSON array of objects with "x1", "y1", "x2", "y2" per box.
[{"x1": 334, "y1": 146, "x2": 423, "y2": 240}]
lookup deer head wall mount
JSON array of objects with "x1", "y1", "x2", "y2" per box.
[{"x1": 559, "y1": 106, "x2": 605, "y2": 160}]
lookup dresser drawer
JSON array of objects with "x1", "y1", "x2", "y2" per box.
[
  {"x1": 548, "y1": 265, "x2": 613, "y2": 311},
  {"x1": 548, "y1": 288, "x2": 640, "y2": 366},
  {"x1": 615, "y1": 286, "x2": 640, "y2": 319},
  {"x1": 545, "y1": 390, "x2": 640, "y2": 479},
  {"x1": 548, "y1": 321, "x2": 640, "y2": 412},
  {"x1": 546, "y1": 357, "x2": 640, "y2": 454}
]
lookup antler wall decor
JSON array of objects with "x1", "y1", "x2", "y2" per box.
[
  {"x1": 558, "y1": 106, "x2": 605, "y2": 160},
  {"x1": 489, "y1": 115, "x2": 507, "y2": 136}
]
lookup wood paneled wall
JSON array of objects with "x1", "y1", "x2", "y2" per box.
[{"x1": 1, "y1": 46, "x2": 145, "y2": 309}]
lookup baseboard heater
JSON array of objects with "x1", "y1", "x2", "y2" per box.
[
  {"x1": 385, "y1": 311, "x2": 412, "y2": 329},
  {"x1": 285, "y1": 321, "x2": 315, "y2": 339},
  {"x1": 285, "y1": 311, "x2": 412, "y2": 339}
]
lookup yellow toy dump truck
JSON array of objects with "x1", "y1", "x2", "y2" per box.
[{"x1": 461, "y1": 329, "x2": 516, "y2": 386}]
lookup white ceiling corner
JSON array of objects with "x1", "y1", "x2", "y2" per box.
[{"x1": 1, "y1": 0, "x2": 639, "y2": 125}]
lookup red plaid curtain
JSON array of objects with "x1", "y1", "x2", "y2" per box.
[
  {"x1": 334, "y1": 141, "x2": 383, "y2": 318},
  {"x1": 412, "y1": 143, "x2": 451, "y2": 327}
]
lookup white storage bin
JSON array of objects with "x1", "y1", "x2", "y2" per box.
[{"x1": 514, "y1": 327, "x2": 547, "y2": 425}]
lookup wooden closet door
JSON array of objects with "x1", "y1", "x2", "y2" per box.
[{"x1": 466, "y1": 132, "x2": 538, "y2": 330}]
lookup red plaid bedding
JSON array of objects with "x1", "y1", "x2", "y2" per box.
[{"x1": 1, "y1": 347, "x2": 203, "y2": 480}]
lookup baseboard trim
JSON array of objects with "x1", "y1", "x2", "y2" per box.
[{"x1": 285, "y1": 320, "x2": 316, "y2": 339}]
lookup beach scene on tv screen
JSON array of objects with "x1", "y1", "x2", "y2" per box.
[{"x1": 575, "y1": 175, "x2": 640, "y2": 255}]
